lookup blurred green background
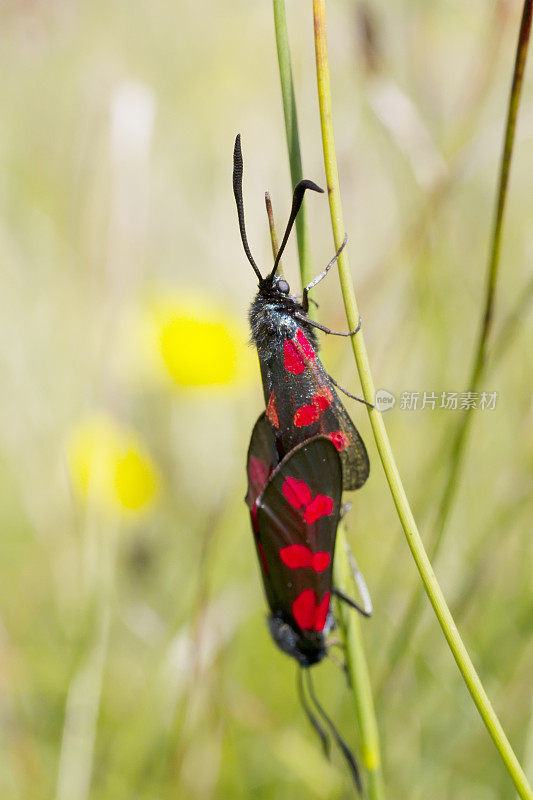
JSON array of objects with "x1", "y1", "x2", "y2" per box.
[{"x1": 0, "y1": 1, "x2": 532, "y2": 798}]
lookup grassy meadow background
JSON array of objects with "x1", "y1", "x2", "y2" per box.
[{"x1": 0, "y1": 1, "x2": 532, "y2": 798}]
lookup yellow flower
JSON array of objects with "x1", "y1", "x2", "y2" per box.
[
  {"x1": 67, "y1": 414, "x2": 159, "y2": 515},
  {"x1": 141, "y1": 293, "x2": 254, "y2": 390}
]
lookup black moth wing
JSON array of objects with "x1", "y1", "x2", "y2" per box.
[
  {"x1": 256, "y1": 436, "x2": 343, "y2": 649},
  {"x1": 245, "y1": 412, "x2": 278, "y2": 511},
  {"x1": 245, "y1": 413, "x2": 279, "y2": 611},
  {"x1": 316, "y1": 386, "x2": 369, "y2": 491},
  {"x1": 262, "y1": 325, "x2": 369, "y2": 491}
]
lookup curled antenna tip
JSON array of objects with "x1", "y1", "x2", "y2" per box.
[
  {"x1": 233, "y1": 135, "x2": 242, "y2": 174},
  {"x1": 232, "y1": 134, "x2": 263, "y2": 282},
  {"x1": 296, "y1": 178, "x2": 324, "y2": 195},
  {"x1": 269, "y1": 178, "x2": 324, "y2": 279}
]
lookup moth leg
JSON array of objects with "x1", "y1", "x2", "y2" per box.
[
  {"x1": 325, "y1": 636, "x2": 345, "y2": 649},
  {"x1": 294, "y1": 312, "x2": 361, "y2": 338},
  {"x1": 325, "y1": 647, "x2": 351, "y2": 688},
  {"x1": 340, "y1": 501, "x2": 352, "y2": 520},
  {"x1": 302, "y1": 234, "x2": 347, "y2": 312},
  {"x1": 333, "y1": 540, "x2": 373, "y2": 618},
  {"x1": 296, "y1": 295, "x2": 319, "y2": 309},
  {"x1": 327, "y1": 372, "x2": 375, "y2": 409},
  {"x1": 324, "y1": 649, "x2": 345, "y2": 670},
  {"x1": 332, "y1": 587, "x2": 372, "y2": 618}
]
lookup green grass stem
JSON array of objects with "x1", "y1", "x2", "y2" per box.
[
  {"x1": 334, "y1": 528, "x2": 385, "y2": 799},
  {"x1": 312, "y1": 1, "x2": 533, "y2": 797},
  {"x1": 379, "y1": 0, "x2": 533, "y2": 697},
  {"x1": 273, "y1": 0, "x2": 314, "y2": 291}
]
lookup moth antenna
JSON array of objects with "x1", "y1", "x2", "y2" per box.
[
  {"x1": 306, "y1": 670, "x2": 362, "y2": 793},
  {"x1": 268, "y1": 178, "x2": 324, "y2": 281},
  {"x1": 297, "y1": 667, "x2": 330, "y2": 759},
  {"x1": 233, "y1": 135, "x2": 263, "y2": 282}
]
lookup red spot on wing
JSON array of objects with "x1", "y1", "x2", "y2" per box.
[
  {"x1": 266, "y1": 392, "x2": 279, "y2": 428},
  {"x1": 294, "y1": 403, "x2": 320, "y2": 427},
  {"x1": 282, "y1": 476, "x2": 312, "y2": 508},
  {"x1": 328, "y1": 431, "x2": 350, "y2": 452},
  {"x1": 315, "y1": 592, "x2": 331, "y2": 631},
  {"x1": 280, "y1": 545, "x2": 331, "y2": 573},
  {"x1": 313, "y1": 385, "x2": 333, "y2": 411},
  {"x1": 296, "y1": 328, "x2": 316, "y2": 361},
  {"x1": 292, "y1": 589, "x2": 316, "y2": 630},
  {"x1": 312, "y1": 552, "x2": 330, "y2": 572},
  {"x1": 251, "y1": 504, "x2": 259, "y2": 533},
  {"x1": 292, "y1": 589, "x2": 331, "y2": 631},
  {"x1": 284, "y1": 329, "x2": 316, "y2": 375},
  {"x1": 294, "y1": 385, "x2": 333, "y2": 427},
  {"x1": 284, "y1": 339, "x2": 305, "y2": 375},
  {"x1": 304, "y1": 494, "x2": 334, "y2": 524},
  {"x1": 280, "y1": 544, "x2": 313, "y2": 569},
  {"x1": 248, "y1": 456, "x2": 268, "y2": 494}
]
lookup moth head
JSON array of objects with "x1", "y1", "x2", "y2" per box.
[
  {"x1": 275, "y1": 277, "x2": 290, "y2": 295},
  {"x1": 268, "y1": 613, "x2": 326, "y2": 667}
]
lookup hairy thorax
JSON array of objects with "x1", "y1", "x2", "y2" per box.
[{"x1": 249, "y1": 287, "x2": 318, "y2": 360}]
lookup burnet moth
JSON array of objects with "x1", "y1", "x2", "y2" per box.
[
  {"x1": 233, "y1": 134, "x2": 370, "y2": 492},
  {"x1": 245, "y1": 413, "x2": 371, "y2": 790}
]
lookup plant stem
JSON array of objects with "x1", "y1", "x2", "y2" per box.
[
  {"x1": 312, "y1": 1, "x2": 533, "y2": 797},
  {"x1": 378, "y1": 0, "x2": 533, "y2": 697},
  {"x1": 272, "y1": 2, "x2": 384, "y2": 794},
  {"x1": 273, "y1": 0, "x2": 314, "y2": 291},
  {"x1": 265, "y1": 191, "x2": 281, "y2": 264},
  {"x1": 56, "y1": 524, "x2": 116, "y2": 800},
  {"x1": 491, "y1": 274, "x2": 533, "y2": 366},
  {"x1": 334, "y1": 528, "x2": 385, "y2": 799}
]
